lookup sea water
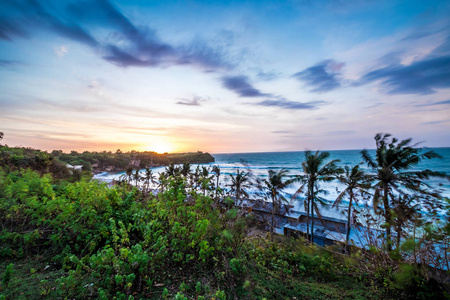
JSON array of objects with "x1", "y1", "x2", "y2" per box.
[{"x1": 94, "y1": 147, "x2": 450, "y2": 202}]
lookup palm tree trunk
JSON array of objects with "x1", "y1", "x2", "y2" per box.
[
  {"x1": 271, "y1": 193, "x2": 275, "y2": 242},
  {"x1": 306, "y1": 191, "x2": 310, "y2": 242},
  {"x1": 311, "y1": 184, "x2": 315, "y2": 244},
  {"x1": 346, "y1": 190, "x2": 353, "y2": 245},
  {"x1": 383, "y1": 185, "x2": 392, "y2": 252},
  {"x1": 396, "y1": 225, "x2": 401, "y2": 250},
  {"x1": 413, "y1": 215, "x2": 417, "y2": 264},
  {"x1": 215, "y1": 177, "x2": 219, "y2": 203}
]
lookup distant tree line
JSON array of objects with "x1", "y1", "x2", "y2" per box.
[
  {"x1": 0, "y1": 132, "x2": 214, "y2": 176},
  {"x1": 52, "y1": 149, "x2": 214, "y2": 172}
]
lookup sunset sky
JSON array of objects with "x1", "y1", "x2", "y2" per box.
[{"x1": 1, "y1": 0, "x2": 449, "y2": 153}]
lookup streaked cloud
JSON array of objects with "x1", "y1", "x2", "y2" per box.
[
  {"x1": 176, "y1": 96, "x2": 209, "y2": 106},
  {"x1": 293, "y1": 60, "x2": 345, "y2": 93},
  {"x1": 221, "y1": 75, "x2": 270, "y2": 97},
  {"x1": 55, "y1": 46, "x2": 68, "y2": 57},
  {"x1": 0, "y1": 0, "x2": 231, "y2": 71},
  {"x1": 358, "y1": 55, "x2": 450, "y2": 95},
  {"x1": 253, "y1": 98, "x2": 326, "y2": 110},
  {"x1": 0, "y1": 60, "x2": 20, "y2": 67},
  {"x1": 415, "y1": 99, "x2": 450, "y2": 107},
  {"x1": 357, "y1": 34, "x2": 450, "y2": 95}
]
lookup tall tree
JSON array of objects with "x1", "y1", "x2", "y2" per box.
[
  {"x1": 228, "y1": 169, "x2": 252, "y2": 207},
  {"x1": 362, "y1": 133, "x2": 449, "y2": 251},
  {"x1": 333, "y1": 165, "x2": 370, "y2": 245},
  {"x1": 295, "y1": 151, "x2": 341, "y2": 243},
  {"x1": 265, "y1": 169, "x2": 291, "y2": 241},
  {"x1": 143, "y1": 167, "x2": 156, "y2": 193},
  {"x1": 180, "y1": 163, "x2": 191, "y2": 178},
  {"x1": 126, "y1": 167, "x2": 133, "y2": 184},
  {"x1": 212, "y1": 165, "x2": 221, "y2": 202},
  {"x1": 199, "y1": 166, "x2": 213, "y2": 196},
  {"x1": 133, "y1": 168, "x2": 141, "y2": 187},
  {"x1": 165, "y1": 164, "x2": 180, "y2": 177}
]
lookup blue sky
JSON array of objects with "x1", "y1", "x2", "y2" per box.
[{"x1": 1, "y1": 0, "x2": 449, "y2": 153}]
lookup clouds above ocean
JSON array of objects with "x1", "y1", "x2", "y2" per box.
[
  {"x1": 221, "y1": 75, "x2": 270, "y2": 97},
  {"x1": 1, "y1": 0, "x2": 450, "y2": 152},
  {"x1": 252, "y1": 99, "x2": 326, "y2": 110},
  {"x1": 293, "y1": 60, "x2": 345, "y2": 93},
  {"x1": 176, "y1": 96, "x2": 209, "y2": 106},
  {"x1": 357, "y1": 53, "x2": 450, "y2": 95},
  {"x1": 0, "y1": 0, "x2": 231, "y2": 71}
]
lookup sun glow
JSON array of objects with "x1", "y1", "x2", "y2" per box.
[{"x1": 149, "y1": 141, "x2": 174, "y2": 154}]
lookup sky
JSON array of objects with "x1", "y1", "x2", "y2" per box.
[{"x1": 1, "y1": 0, "x2": 450, "y2": 154}]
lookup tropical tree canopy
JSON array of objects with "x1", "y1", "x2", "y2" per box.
[{"x1": 361, "y1": 133, "x2": 449, "y2": 251}]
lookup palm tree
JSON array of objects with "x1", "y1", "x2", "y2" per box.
[
  {"x1": 294, "y1": 151, "x2": 341, "y2": 244},
  {"x1": 180, "y1": 163, "x2": 191, "y2": 178},
  {"x1": 126, "y1": 167, "x2": 133, "y2": 183},
  {"x1": 158, "y1": 172, "x2": 169, "y2": 192},
  {"x1": 198, "y1": 166, "x2": 213, "y2": 195},
  {"x1": 228, "y1": 169, "x2": 252, "y2": 207},
  {"x1": 392, "y1": 194, "x2": 418, "y2": 250},
  {"x1": 332, "y1": 165, "x2": 370, "y2": 245},
  {"x1": 212, "y1": 165, "x2": 221, "y2": 201},
  {"x1": 362, "y1": 133, "x2": 449, "y2": 251},
  {"x1": 133, "y1": 168, "x2": 141, "y2": 187},
  {"x1": 165, "y1": 164, "x2": 180, "y2": 177},
  {"x1": 265, "y1": 169, "x2": 291, "y2": 241},
  {"x1": 143, "y1": 167, "x2": 156, "y2": 193}
]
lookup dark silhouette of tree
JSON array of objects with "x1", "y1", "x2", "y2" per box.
[
  {"x1": 265, "y1": 169, "x2": 291, "y2": 241},
  {"x1": 133, "y1": 168, "x2": 141, "y2": 187},
  {"x1": 333, "y1": 165, "x2": 370, "y2": 246},
  {"x1": 294, "y1": 151, "x2": 341, "y2": 243},
  {"x1": 362, "y1": 133, "x2": 449, "y2": 251},
  {"x1": 158, "y1": 172, "x2": 169, "y2": 192},
  {"x1": 180, "y1": 163, "x2": 191, "y2": 178},
  {"x1": 165, "y1": 164, "x2": 181, "y2": 177},
  {"x1": 126, "y1": 167, "x2": 133, "y2": 183},
  {"x1": 392, "y1": 194, "x2": 418, "y2": 250},
  {"x1": 199, "y1": 166, "x2": 213, "y2": 196},
  {"x1": 143, "y1": 167, "x2": 156, "y2": 193},
  {"x1": 212, "y1": 165, "x2": 221, "y2": 202},
  {"x1": 228, "y1": 169, "x2": 252, "y2": 207}
]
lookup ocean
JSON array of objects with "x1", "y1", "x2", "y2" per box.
[{"x1": 94, "y1": 147, "x2": 450, "y2": 201}]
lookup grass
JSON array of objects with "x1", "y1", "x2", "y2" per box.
[
  {"x1": 247, "y1": 263, "x2": 379, "y2": 300},
  {"x1": 0, "y1": 256, "x2": 63, "y2": 300}
]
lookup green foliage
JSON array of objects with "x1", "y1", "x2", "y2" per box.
[
  {"x1": 2, "y1": 264, "x2": 13, "y2": 287},
  {"x1": 0, "y1": 164, "x2": 448, "y2": 299}
]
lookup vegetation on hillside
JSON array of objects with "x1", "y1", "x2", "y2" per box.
[
  {"x1": 0, "y1": 132, "x2": 214, "y2": 176},
  {"x1": 0, "y1": 132, "x2": 449, "y2": 299},
  {"x1": 52, "y1": 149, "x2": 214, "y2": 172}
]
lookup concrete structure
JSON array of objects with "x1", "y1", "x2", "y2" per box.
[{"x1": 240, "y1": 198, "x2": 382, "y2": 248}]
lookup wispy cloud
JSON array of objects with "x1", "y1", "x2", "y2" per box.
[
  {"x1": 326, "y1": 130, "x2": 354, "y2": 135},
  {"x1": 293, "y1": 59, "x2": 345, "y2": 93},
  {"x1": 415, "y1": 99, "x2": 450, "y2": 107},
  {"x1": 357, "y1": 35, "x2": 450, "y2": 95},
  {"x1": 272, "y1": 130, "x2": 293, "y2": 134},
  {"x1": 256, "y1": 70, "x2": 282, "y2": 81},
  {"x1": 252, "y1": 98, "x2": 326, "y2": 110},
  {"x1": 176, "y1": 95, "x2": 209, "y2": 106},
  {"x1": 0, "y1": 59, "x2": 21, "y2": 67},
  {"x1": 55, "y1": 46, "x2": 68, "y2": 57},
  {"x1": 421, "y1": 120, "x2": 447, "y2": 125},
  {"x1": 0, "y1": 0, "x2": 231, "y2": 71},
  {"x1": 358, "y1": 56, "x2": 450, "y2": 94},
  {"x1": 221, "y1": 75, "x2": 270, "y2": 97}
]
